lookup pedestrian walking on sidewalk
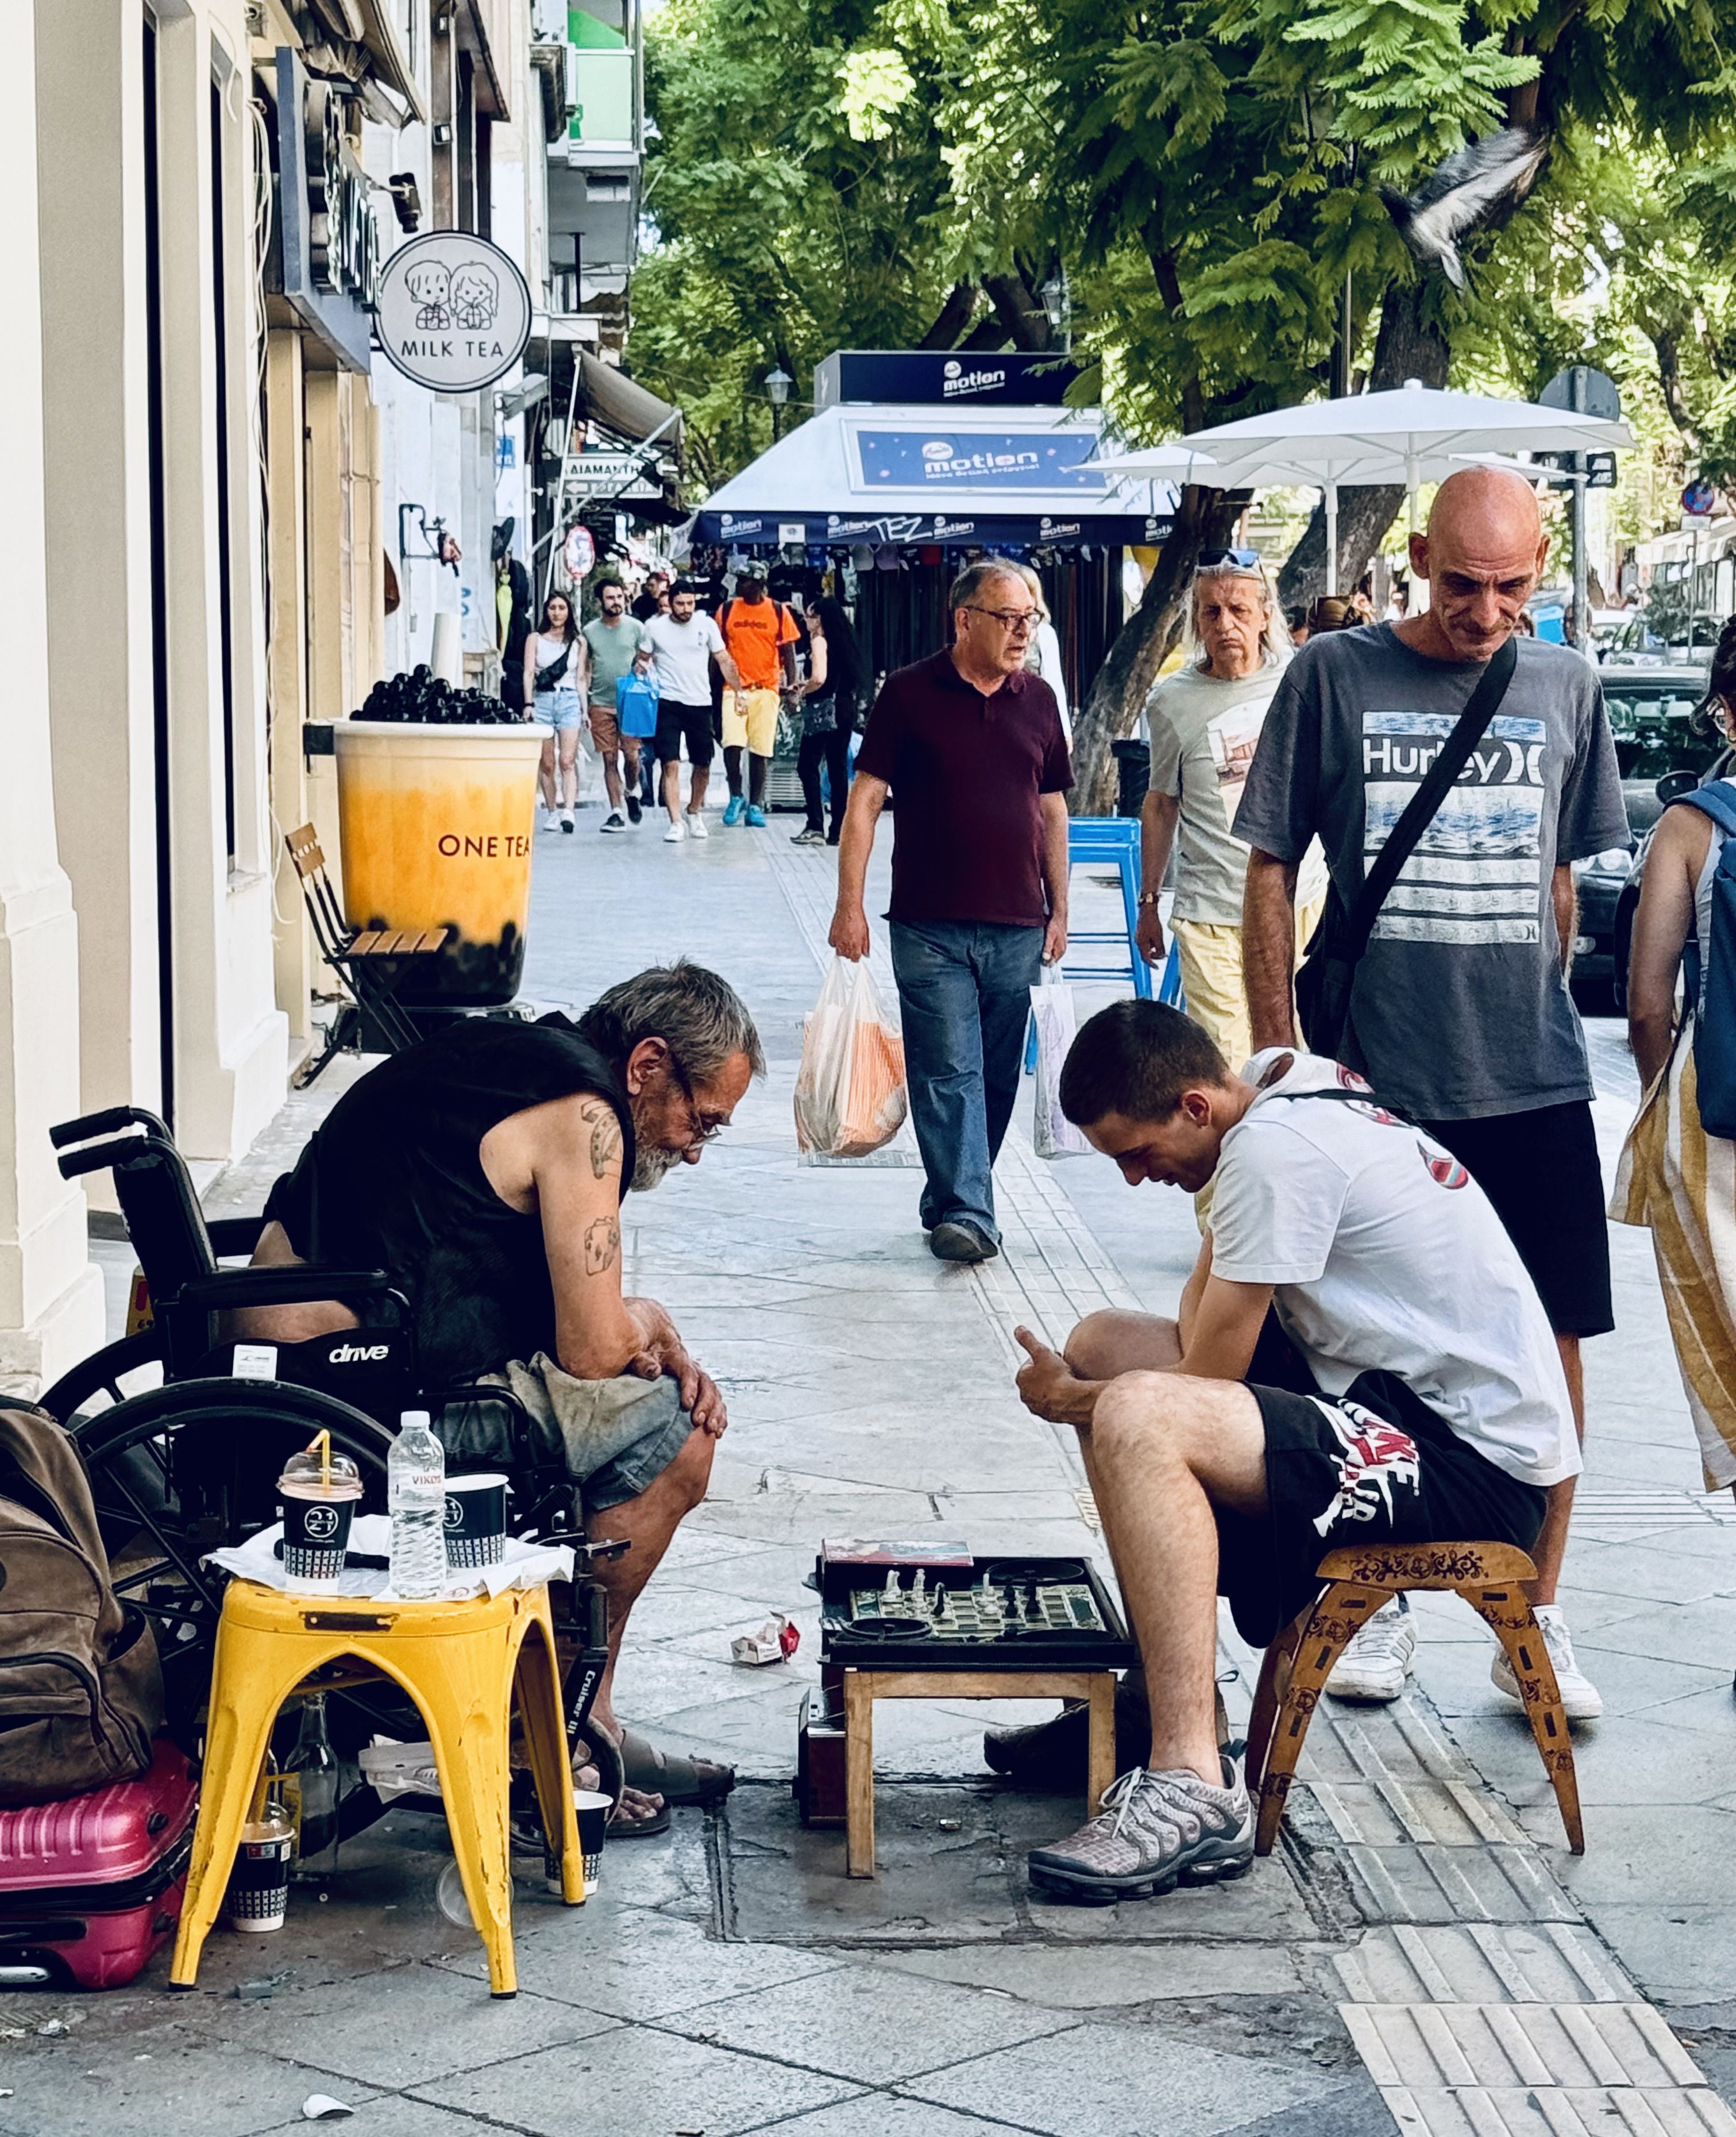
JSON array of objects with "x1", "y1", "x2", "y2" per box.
[
  {"x1": 582, "y1": 578, "x2": 652, "y2": 833},
  {"x1": 828, "y1": 558, "x2": 1071, "y2": 1264},
  {"x1": 1136, "y1": 556, "x2": 1328, "y2": 1080},
  {"x1": 1616, "y1": 615, "x2": 1736, "y2": 1500},
  {"x1": 793, "y1": 596, "x2": 865, "y2": 847},
  {"x1": 644, "y1": 581, "x2": 738, "y2": 842},
  {"x1": 525, "y1": 591, "x2": 588, "y2": 834},
  {"x1": 1235, "y1": 466, "x2": 1629, "y2": 1718},
  {"x1": 717, "y1": 569, "x2": 800, "y2": 827}
]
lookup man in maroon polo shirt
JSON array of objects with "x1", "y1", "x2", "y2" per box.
[{"x1": 828, "y1": 558, "x2": 1071, "y2": 1262}]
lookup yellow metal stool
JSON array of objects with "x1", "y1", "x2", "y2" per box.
[{"x1": 171, "y1": 1579, "x2": 583, "y2": 1999}]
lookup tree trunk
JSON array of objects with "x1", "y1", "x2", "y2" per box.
[
  {"x1": 1276, "y1": 280, "x2": 1450, "y2": 607},
  {"x1": 1067, "y1": 483, "x2": 1251, "y2": 816},
  {"x1": 920, "y1": 281, "x2": 979, "y2": 351},
  {"x1": 985, "y1": 271, "x2": 1054, "y2": 352}
]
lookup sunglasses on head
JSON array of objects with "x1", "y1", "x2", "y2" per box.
[{"x1": 1195, "y1": 548, "x2": 1263, "y2": 570}]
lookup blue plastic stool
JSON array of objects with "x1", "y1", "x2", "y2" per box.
[{"x1": 1025, "y1": 818, "x2": 1173, "y2": 1071}]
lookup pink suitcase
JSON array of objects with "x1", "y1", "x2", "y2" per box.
[{"x1": 0, "y1": 1737, "x2": 198, "y2": 1989}]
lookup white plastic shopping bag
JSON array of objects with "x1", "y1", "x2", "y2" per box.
[
  {"x1": 794, "y1": 957, "x2": 908, "y2": 1159},
  {"x1": 1030, "y1": 968, "x2": 1091, "y2": 1158}
]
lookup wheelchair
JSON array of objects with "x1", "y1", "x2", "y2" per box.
[{"x1": 41, "y1": 1106, "x2": 625, "y2": 1806}]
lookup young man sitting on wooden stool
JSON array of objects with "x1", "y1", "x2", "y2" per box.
[{"x1": 1010, "y1": 1000, "x2": 1578, "y2": 1905}]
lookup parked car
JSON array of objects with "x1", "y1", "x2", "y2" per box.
[{"x1": 1571, "y1": 667, "x2": 1719, "y2": 1016}]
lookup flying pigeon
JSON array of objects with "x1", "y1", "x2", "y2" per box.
[{"x1": 1380, "y1": 127, "x2": 1547, "y2": 290}]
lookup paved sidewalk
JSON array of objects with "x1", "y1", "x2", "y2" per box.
[{"x1": 13, "y1": 806, "x2": 1736, "y2": 2137}]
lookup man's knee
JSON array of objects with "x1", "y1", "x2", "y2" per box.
[
  {"x1": 665, "y1": 1424, "x2": 715, "y2": 1512},
  {"x1": 1066, "y1": 1310, "x2": 1181, "y2": 1381}
]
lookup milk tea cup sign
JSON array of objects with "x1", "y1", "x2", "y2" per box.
[{"x1": 375, "y1": 232, "x2": 532, "y2": 393}]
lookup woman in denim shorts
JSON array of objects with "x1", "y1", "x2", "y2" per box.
[{"x1": 524, "y1": 590, "x2": 589, "y2": 831}]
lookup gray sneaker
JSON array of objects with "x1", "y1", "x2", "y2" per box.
[{"x1": 1028, "y1": 1759, "x2": 1253, "y2": 1905}]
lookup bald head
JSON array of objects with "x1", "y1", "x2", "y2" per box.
[{"x1": 1406, "y1": 467, "x2": 1547, "y2": 664}]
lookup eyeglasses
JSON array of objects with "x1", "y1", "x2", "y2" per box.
[
  {"x1": 966, "y1": 606, "x2": 1039, "y2": 634},
  {"x1": 668, "y1": 1056, "x2": 728, "y2": 1146}
]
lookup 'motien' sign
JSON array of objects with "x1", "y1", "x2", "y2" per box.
[{"x1": 375, "y1": 233, "x2": 533, "y2": 394}]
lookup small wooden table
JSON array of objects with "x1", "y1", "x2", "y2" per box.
[{"x1": 842, "y1": 1666, "x2": 1117, "y2": 1878}]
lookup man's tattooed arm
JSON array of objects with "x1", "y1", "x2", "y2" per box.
[
  {"x1": 576, "y1": 1097, "x2": 622, "y2": 1182},
  {"x1": 583, "y1": 1216, "x2": 620, "y2": 1276}
]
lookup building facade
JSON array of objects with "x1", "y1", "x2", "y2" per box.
[{"x1": 0, "y1": 0, "x2": 600, "y2": 1396}]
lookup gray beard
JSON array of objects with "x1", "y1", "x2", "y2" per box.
[{"x1": 630, "y1": 1145, "x2": 681, "y2": 1192}]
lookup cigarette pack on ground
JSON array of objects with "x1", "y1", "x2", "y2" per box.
[{"x1": 731, "y1": 1615, "x2": 799, "y2": 1666}]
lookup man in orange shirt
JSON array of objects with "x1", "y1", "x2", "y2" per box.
[{"x1": 716, "y1": 568, "x2": 800, "y2": 827}]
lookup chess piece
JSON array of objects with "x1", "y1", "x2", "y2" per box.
[
  {"x1": 912, "y1": 1568, "x2": 927, "y2": 1612},
  {"x1": 884, "y1": 1569, "x2": 899, "y2": 1604}
]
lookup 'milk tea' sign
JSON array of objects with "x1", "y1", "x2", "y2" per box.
[{"x1": 375, "y1": 232, "x2": 532, "y2": 394}]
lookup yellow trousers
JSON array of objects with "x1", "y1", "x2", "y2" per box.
[{"x1": 1171, "y1": 893, "x2": 1324, "y2": 1076}]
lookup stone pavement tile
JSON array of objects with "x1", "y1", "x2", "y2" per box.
[
  {"x1": 1664, "y1": 2003, "x2": 1736, "y2": 2112},
  {"x1": 724, "y1": 1783, "x2": 1027, "y2": 1945},
  {"x1": 1447, "y1": 1710, "x2": 1736, "y2": 1807},
  {"x1": 257, "y1": 2103, "x2": 504, "y2": 2137},
  {"x1": 1211, "y1": 2078, "x2": 1402, "y2": 2136},
  {"x1": 1578, "y1": 1595, "x2": 1736, "y2": 1672},
  {"x1": 1584, "y1": 1908, "x2": 1736, "y2": 2005},
  {"x1": 1420, "y1": 1628, "x2": 1727, "y2": 1720},
  {"x1": 899, "y1": 2018, "x2": 1341, "y2": 2136},
  {"x1": 859, "y1": 1944, "x2": 1305, "y2": 2009},
  {"x1": 434, "y1": 1901, "x2": 844, "y2": 2019},
  {"x1": 411, "y1": 2027, "x2": 859, "y2": 2136},
  {"x1": 0, "y1": 2031, "x2": 373, "y2": 2137},
  {"x1": 659, "y1": 1525, "x2": 789, "y2": 1571},
  {"x1": 575, "y1": 1806, "x2": 715, "y2": 1919},
  {"x1": 739, "y1": 2097, "x2": 1048, "y2": 2136},
  {"x1": 685, "y1": 1490, "x2": 946, "y2": 1546},
  {"x1": 661, "y1": 1963, "x2": 1081, "y2": 2084},
  {"x1": 1553, "y1": 1537, "x2": 1736, "y2": 1605},
  {"x1": 1576, "y1": 1435, "x2": 1708, "y2": 1486},
  {"x1": 1550, "y1": 1804, "x2": 1736, "y2": 1908},
  {"x1": 627, "y1": 1580, "x2": 788, "y2": 1645},
  {"x1": 613, "y1": 1642, "x2": 815, "y2": 1721},
  {"x1": 179, "y1": 1963, "x2": 617, "y2": 2088}
]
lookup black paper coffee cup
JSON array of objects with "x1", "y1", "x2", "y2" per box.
[
  {"x1": 279, "y1": 1484, "x2": 358, "y2": 1587},
  {"x1": 444, "y1": 1471, "x2": 507, "y2": 1570},
  {"x1": 227, "y1": 1824, "x2": 293, "y2": 1931}
]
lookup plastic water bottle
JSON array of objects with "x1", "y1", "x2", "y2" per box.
[{"x1": 389, "y1": 1410, "x2": 446, "y2": 1599}]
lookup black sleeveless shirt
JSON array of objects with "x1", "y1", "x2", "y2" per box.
[{"x1": 263, "y1": 1014, "x2": 635, "y2": 1383}]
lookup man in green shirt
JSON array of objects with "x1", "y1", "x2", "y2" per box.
[{"x1": 582, "y1": 579, "x2": 653, "y2": 831}]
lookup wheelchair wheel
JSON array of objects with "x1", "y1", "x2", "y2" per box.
[
  {"x1": 40, "y1": 1329, "x2": 167, "y2": 1428},
  {"x1": 70, "y1": 1377, "x2": 396, "y2": 1746}
]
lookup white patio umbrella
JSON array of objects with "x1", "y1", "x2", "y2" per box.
[{"x1": 1093, "y1": 382, "x2": 1634, "y2": 594}]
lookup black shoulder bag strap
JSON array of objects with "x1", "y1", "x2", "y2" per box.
[{"x1": 1295, "y1": 634, "x2": 1519, "y2": 1056}]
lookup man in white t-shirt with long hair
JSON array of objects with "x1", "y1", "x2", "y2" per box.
[{"x1": 1006, "y1": 998, "x2": 1577, "y2": 1907}]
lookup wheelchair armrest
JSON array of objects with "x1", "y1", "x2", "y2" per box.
[
  {"x1": 206, "y1": 1215, "x2": 268, "y2": 1258},
  {"x1": 57, "y1": 1137, "x2": 151, "y2": 1181},
  {"x1": 175, "y1": 1267, "x2": 399, "y2": 1314}
]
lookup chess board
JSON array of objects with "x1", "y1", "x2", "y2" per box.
[{"x1": 817, "y1": 1555, "x2": 1135, "y2": 1673}]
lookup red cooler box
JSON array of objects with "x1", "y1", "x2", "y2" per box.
[{"x1": 0, "y1": 1738, "x2": 198, "y2": 1989}]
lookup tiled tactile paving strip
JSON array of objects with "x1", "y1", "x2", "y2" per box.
[{"x1": 1569, "y1": 1484, "x2": 1736, "y2": 1543}]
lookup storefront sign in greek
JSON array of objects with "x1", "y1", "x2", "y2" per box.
[
  {"x1": 375, "y1": 233, "x2": 533, "y2": 393},
  {"x1": 273, "y1": 47, "x2": 381, "y2": 372}
]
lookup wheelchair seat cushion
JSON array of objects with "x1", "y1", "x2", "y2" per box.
[
  {"x1": 262, "y1": 1015, "x2": 635, "y2": 1384},
  {"x1": 442, "y1": 1356, "x2": 689, "y2": 1514}
]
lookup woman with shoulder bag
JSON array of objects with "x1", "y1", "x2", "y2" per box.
[
  {"x1": 1614, "y1": 614, "x2": 1736, "y2": 1500},
  {"x1": 793, "y1": 596, "x2": 866, "y2": 847},
  {"x1": 524, "y1": 591, "x2": 588, "y2": 833}
]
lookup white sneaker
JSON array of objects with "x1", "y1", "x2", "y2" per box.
[
  {"x1": 685, "y1": 810, "x2": 709, "y2": 840},
  {"x1": 539, "y1": 804, "x2": 562, "y2": 831},
  {"x1": 1491, "y1": 1602, "x2": 1603, "y2": 1720},
  {"x1": 1325, "y1": 1596, "x2": 1416, "y2": 1703},
  {"x1": 663, "y1": 818, "x2": 685, "y2": 844}
]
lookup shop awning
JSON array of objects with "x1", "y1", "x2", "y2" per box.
[
  {"x1": 689, "y1": 403, "x2": 1174, "y2": 550},
  {"x1": 576, "y1": 353, "x2": 684, "y2": 455},
  {"x1": 353, "y1": 0, "x2": 427, "y2": 122}
]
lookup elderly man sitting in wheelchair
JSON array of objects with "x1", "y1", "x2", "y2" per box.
[{"x1": 236, "y1": 959, "x2": 761, "y2": 1836}]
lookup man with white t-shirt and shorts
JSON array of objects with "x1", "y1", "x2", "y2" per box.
[
  {"x1": 643, "y1": 582, "x2": 742, "y2": 842},
  {"x1": 1008, "y1": 998, "x2": 1577, "y2": 1905}
]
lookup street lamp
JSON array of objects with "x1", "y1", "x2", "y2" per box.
[
  {"x1": 765, "y1": 367, "x2": 793, "y2": 441},
  {"x1": 1040, "y1": 272, "x2": 1071, "y2": 352}
]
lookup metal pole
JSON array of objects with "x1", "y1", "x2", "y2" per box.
[
  {"x1": 1325, "y1": 483, "x2": 1338, "y2": 598},
  {"x1": 1569, "y1": 368, "x2": 1589, "y2": 649},
  {"x1": 1337, "y1": 272, "x2": 1353, "y2": 400}
]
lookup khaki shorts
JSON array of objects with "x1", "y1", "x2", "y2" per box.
[
  {"x1": 722, "y1": 686, "x2": 780, "y2": 754},
  {"x1": 438, "y1": 1353, "x2": 690, "y2": 1515},
  {"x1": 587, "y1": 702, "x2": 630, "y2": 757}
]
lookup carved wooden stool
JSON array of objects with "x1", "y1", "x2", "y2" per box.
[{"x1": 1243, "y1": 1540, "x2": 1584, "y2": 1857}]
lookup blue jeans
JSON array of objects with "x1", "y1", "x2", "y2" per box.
[{"x1": 889, "y1": 920, "x2": 1045, "y2": 1242}]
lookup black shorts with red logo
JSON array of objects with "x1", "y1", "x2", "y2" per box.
[{"x1": 1217, "y1": 1319, "x2": 1546, "y2": 1647}]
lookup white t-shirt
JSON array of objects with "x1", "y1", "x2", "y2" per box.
[
  {"x1": 644, "y1": 612, "x2": 724, "y2": 705},
  {"x1": 1209, "y1": 1049, "x2": 1580, "y2": 1489}
]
